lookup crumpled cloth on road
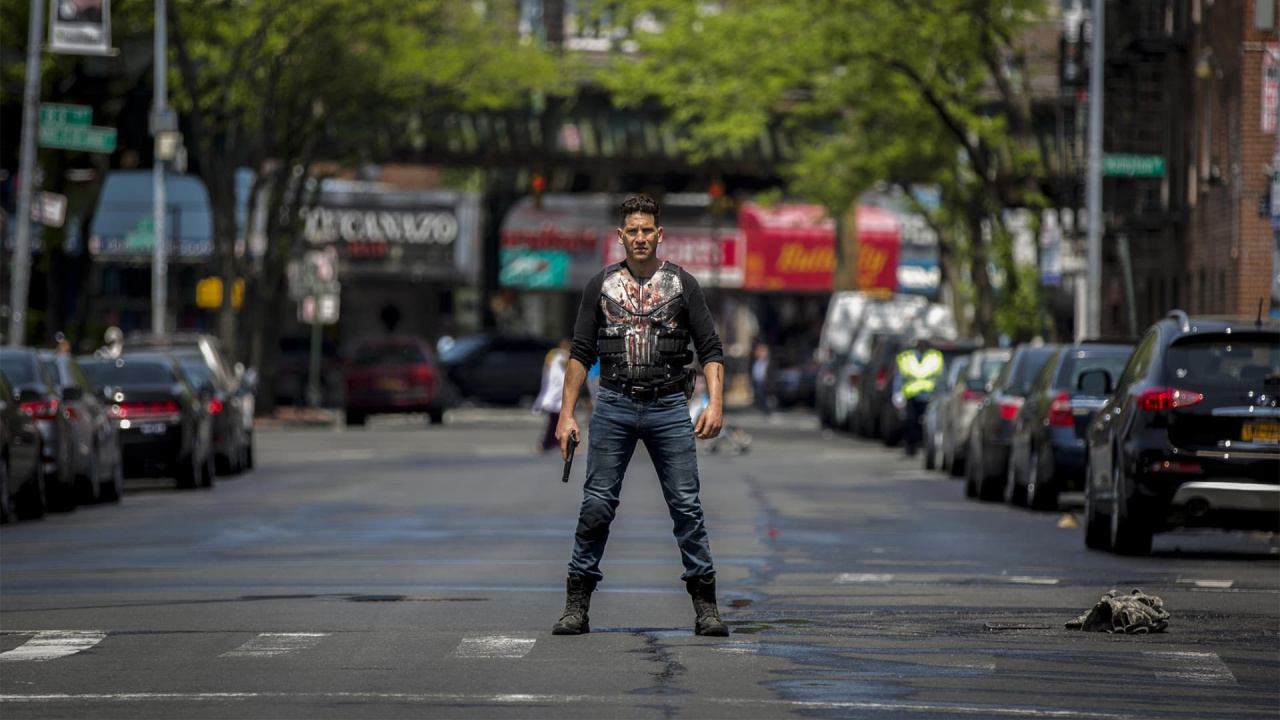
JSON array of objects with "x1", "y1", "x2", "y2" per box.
[{"x1": 1065, "y1": 589, "x2": 1170, "y2": 634}]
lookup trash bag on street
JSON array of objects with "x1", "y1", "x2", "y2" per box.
[{"x1": 1065, "y1": 588, "x2": 1170, "y2": 634}]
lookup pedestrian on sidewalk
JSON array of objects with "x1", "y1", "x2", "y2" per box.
[
  {"x1": 551, "y1": 194, "x2": 729, "y2": 637},
  {"x1": 751, "y1": 343, "x2": 772, "y2": 415},
  {"x1": 534, "y1": 338, "x2": 571, "y2": 453}
]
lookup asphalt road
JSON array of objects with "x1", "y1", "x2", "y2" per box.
[{"x1": 2, "y1": 409, "x2": 1277, "y2": 719}]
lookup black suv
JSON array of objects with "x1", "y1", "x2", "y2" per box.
[{"x1": 1083, "y1": 312, "x2": 1280, "y2": 555}]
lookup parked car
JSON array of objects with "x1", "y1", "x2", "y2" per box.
[
  {"x1": 38, "y1": 351, "x2": 124, "y2": 502},
  {"x1": 124, "y1": 333, "x2": 256, "y2": 470},
  {"x1": 78, "y1": 353, "x2": 215, "y2": 489},
  {"x1": 0, "y1": 372, "x2": 46, "y2": 522},
  {"x1": 851, "y1": 333, "x2": 908, "y2": 438},
  {"x1": 923, "y1": 356, "x2": 969, "y2": 470},
  {"x1": 276, "y1": 336, "x2": 342, "y2": 407},
  {"x1": 0, "y1": 347, "x2": 77, "y2": 511},
  {"x1": 942, "y1": 348, "x2": 1012, "y2": 477},
  {"x1": 882, "y1": 339, "x2": 979, "y2": 448},
  {"x1": 436, "y1": 333, "x2": 556, "y2": 407},
  {"x1": 1005, "y1": 343, "x2": 1134, "y2": 509},
  {"x1": 823, "y1": 296, "x2": 932, "y2": 430},
  {"x1": 965, "y1": 344, "x2": 1059, "y2": 501},
  {"x1": 129, "y1": 348, "x2": 251, "y2": 474},
  {"x1": 1083, "y1": 312, "x2": 1279, "y2": 555},
  {"x1": 344, "y1": 335, "x2": 446, "y2": 426},
  {"x1": 770, "y1": 360, "x2": 819, "y2": 409}
]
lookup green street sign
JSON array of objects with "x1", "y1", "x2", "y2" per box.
[
  {"x1": 40, "y1": 103, "x2": 93, "y2": 127},
  {"x1": 38, "y1": 124, "x2": 117, "y2": 153},
  {"x1": 1103, "y1": 154, "x2": 1165, "y2": 178}
]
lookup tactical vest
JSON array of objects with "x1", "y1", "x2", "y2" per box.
[
  {"x1": 896, "y1": 348, "x2": 944, "y2": 399},
  {"x1": 596, "y1": 262, "x2": 693, "y2": 386}
]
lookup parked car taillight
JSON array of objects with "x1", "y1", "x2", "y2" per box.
[
  {"x1": 111, "y1": 400, "x2": 180, "y2": 419},
  {"x1": 997, "y1": 397, "x2": 1023, "y2": 421},
  {"x1": 874, "y1": 368, "x2": 888, "y2": 390},
  {"x1": 207, "y1": 398, "x2": 224, "y2": 414},
  {"x1": 20, "y1": 399, "x2": 59, "y2": 418},
  {"x1": 962, "y1": 389, "x2": 985, "y2": 402},
  {"x1": 1048, "y1": 392, "x2": 1074, "y2": 427},
  {"x1": 411, "y1": 364, "x2": 435, "y2": 386},
  {"x1": 1136, "y1": 387, "x2": 1203, "y2": 412},
  {"x1": 847, "y1": 373, "x2": 861, "y2": 388}
]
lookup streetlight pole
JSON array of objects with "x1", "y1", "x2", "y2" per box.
[
  {"x1": 8, "y1": 0, "x2": 44, "y2": 346},
  {"x1": 152, "y1": 0, "x2": 168, "y2": 336},
  {"x1": 1082, "y1": 0, "x2": 1105, "y2": 341}
]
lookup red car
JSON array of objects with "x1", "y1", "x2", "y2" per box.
[{"x1": 343, "y1": 336, "x2": 444, "y2": 426}]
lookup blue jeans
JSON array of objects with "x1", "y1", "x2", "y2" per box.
[{"x1": 568, "y1": 388, "x2": 716, "y2": 583}]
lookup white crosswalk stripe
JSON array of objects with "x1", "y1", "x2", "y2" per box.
[
  {"x1": 0, "y1": 631, "x2": 107, "y2": 662},
  {"x1": 1148, "y1": 651, "x2": 1238, "y2": 686},
  {"x1": 220, "y1": 633, "x2": 329, "y2": 658},
  {"x1": 451, "y1": 635, "x2": 537, "y2": 659}
]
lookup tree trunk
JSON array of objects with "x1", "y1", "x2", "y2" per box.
[{"x1": 966, "y1": 201, "x2": 996, "y2": 343}]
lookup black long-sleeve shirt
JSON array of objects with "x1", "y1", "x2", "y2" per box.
[{"x1": 569, "y1": 261, "x2": 723, "y2": 372}]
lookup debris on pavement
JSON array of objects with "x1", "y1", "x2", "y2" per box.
[{"x1": 1066, "y1": 589, "x2": 1171, "y2": 634}]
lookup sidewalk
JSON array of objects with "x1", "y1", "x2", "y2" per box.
[{"x1": 253, "y1": 406, "x2": 342, "y2": 429}]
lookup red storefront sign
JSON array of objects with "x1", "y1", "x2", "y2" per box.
[
  {"x1": 740, "y1": 203, "x2": 836, "y2": 292},
  {"x1": 855, "y1": 205, "x2": 899, "y2": 292},
  {"x1": 604, "y1": 229, "x2": 744, "y2": 287}
]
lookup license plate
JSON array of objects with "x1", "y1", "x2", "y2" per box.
[
  {"x1": 139, "y1": 423, "x2": 168, "y2": 435},
  {"x1": 1242, "y1": 419, "x2": 1280, "y2": 444},
  {"x1": 379, "y1": 378, "x2": 406, "y2": 391}
]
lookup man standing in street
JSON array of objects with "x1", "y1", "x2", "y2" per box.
[
  {"x1": 551, "y1": 194, "x2": 729, "y2": 637},
  {"x1": 896, "y1": 334, "x2": 943, "y2": 458}
]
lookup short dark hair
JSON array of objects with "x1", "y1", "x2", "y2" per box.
[{"x1": 619, "y1": 194, "x2": 660, "y2": 227}]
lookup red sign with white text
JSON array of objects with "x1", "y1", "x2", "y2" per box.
[
  {"x1": 855, "y1": 205, "x2": 900, "y2": 292},
  {"x1": 740, "y1": 203, "x2": 836, "y2": 292}
]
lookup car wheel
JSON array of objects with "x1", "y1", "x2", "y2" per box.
[
  {"x1": 345, "y1": 409, "x2": 366, "y2": 427},
  {"x1": 201, "y1": 448, "x2": 216, "y2": 488},
  {"x1": 1109, "y1": 460, "x2": 1152, "y2": 556},
  {"x1": 176, "y1": 452, "x2": 199, "y2": 489},
  {"x1": 924, "y1": 435, "x2": 937, "y2": 470},
  {"x1": 15, "y1": 446, "x2": 47, "y2": 520},
  {"x1": 244, "y1": 435, "x2": 255, "y2": 471},
  {"x1": 1005, "y1": 452, "x2": 1027, "y2": 507},
  {"x1": 1026, "y1": 449, "x2": 1058, "y2": 511},
  {"x1": 427, "y1": 407, "x2": 445, "y2": 426},
  {"x1": 0, "y1": 454, "x2": 13, "y2": 524},
  {"x1": 1083, "y1": 456, "x2": 1110, "y2": 550},
  {"x1": 973, "y1": 440, "x2": 1002, "y2": 502},
  {"x1": 964, "y1": 440, "x2": 979, "y2": 499},
  {"x1": 78, "y1": 442, "x2": 102, "y2": 504},
  {"x1": 100, "y1": 449, "x2": 124, "y2": 503}
]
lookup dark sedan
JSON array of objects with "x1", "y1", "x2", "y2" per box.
[
  {"x1": 965, "y1": 344, "x2": 1059, "y2": 501},
  {"x1": 162, "y1": 350, "x2": 251, "y2": 474},
  {"x1": 39, "y1": 351, "x2": 125, "y2": 502},
  {"x1": 1005, "y1": 343, "x2": 1133, "y2": 510},
  {"x1": 437, "y1": 333, "x2": 556, "y2": 407},
  {"x1": 0, "y1": 347, "x2": 77, "y2": 511},
  {"x1": 344, "y1": 335, "x2": 446, "y2": 426},
  {"x1": 78, "y1": 354, "x2": 215, "y2": 489},
  {"x1": 0, "y1": 372, "x2": 46, "y2": 522}
]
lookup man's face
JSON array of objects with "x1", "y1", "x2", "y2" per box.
[{"x1": 617, "y1": 212, "x2": 662, "y2": 264}]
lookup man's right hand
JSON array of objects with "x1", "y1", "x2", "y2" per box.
[{"x1": 556, "y1": 417, "x2": 581, "y2": 461}]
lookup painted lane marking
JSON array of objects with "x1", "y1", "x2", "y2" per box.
[
  {"x1": 1181, "y1": 578, "x2": 1232, "y2": 588},
  {"x1": 1005, "y1": 576, "x2": 1061, "y2": 585},
  {"x1": 220, "y1": 633, "x2": 328, "y2": 658},
  {"x1": 0, "y1": 691, "x2": 1160, "y2": 716},
  {"x1": 1147, "y1": 651, "x2": 1238, "y2": 686},
  {"x1": 0, "y1": 631, "x2": 106, "y2": 663},
  {"x1": 834, "y1": 573, "x2": 895, "y2": 584},
  {"x1": 451, "y1": 635, "x2": 537, "y2": 659},
  {"x1": 716, "y1": 641, "x2": 760, "y2": 655}
]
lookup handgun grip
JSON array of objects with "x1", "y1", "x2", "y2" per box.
[{"x1": 561, "y1": 431, "x2": 579, "y2": 483}]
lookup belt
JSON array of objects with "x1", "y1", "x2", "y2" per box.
[{"x1": 600, "y1": 377, "x2": 686, "y2": 401}]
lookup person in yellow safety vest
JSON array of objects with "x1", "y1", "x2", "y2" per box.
[{"x1": 895, "y1": 335, "x2": 944, "y2": 457}]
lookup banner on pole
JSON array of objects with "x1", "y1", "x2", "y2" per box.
[{"x1": 48, "y1": 0, "x2": 113, "y2": 56}]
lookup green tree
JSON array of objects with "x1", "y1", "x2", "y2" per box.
[{"x1": 603, "y1": 0, "x2": 1058, "y2": 341}]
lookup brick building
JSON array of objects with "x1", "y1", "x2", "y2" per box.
[{"x1": 1103, "y1": 0, "x2": 1279, "y2": 336}]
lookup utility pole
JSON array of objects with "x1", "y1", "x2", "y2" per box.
[
  {"x1": 152, "y1": 0, "x2": 168, "y2": 336},
  {"x1": 8, "y1": 0, "x2": 44, "y2": 346},
  {"x1": 1082, "y1": 0, "x2": 1105, "y2": 341}
]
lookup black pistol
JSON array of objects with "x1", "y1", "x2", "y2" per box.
[{"x1": 561, "y1": 430, "x2": 579, "y2": 483}]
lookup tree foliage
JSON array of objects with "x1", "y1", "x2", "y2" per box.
[{"x1": 602, "y1": 0, "x2": 1056, "y2": 341}]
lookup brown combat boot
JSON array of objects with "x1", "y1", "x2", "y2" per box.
[
  {"x1": 551, "y1": 576, "x2": 596, "y2": 635},
  {"x1": 686, "y1": 576, "x2": 730, "y2": 636}
]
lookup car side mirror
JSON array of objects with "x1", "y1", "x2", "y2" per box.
[
  {"x1": 100, "y1": 385, "x2": 116, "y2": 403},
  {"x1": 242, "y1": 368, "x2": 259, "y2": 392},
  {"x1": 1078, "y1": 369, "x2": 1113, "y2": 395}
]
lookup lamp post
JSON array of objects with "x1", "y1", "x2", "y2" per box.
[
  {"x1": 8, "y1": 0, "x2": 44, "y2": 345},
  {"x1": 1082, "y1": 0, "x2": 1104, "y2": 341}
]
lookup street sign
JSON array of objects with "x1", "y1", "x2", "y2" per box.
[
  {"x1": 29, "y1": 192, "x2": 67, "y2": 228},
  {"x1": 1102, "y1": 154, "x2": 1165, "y2": 178},
  {"x1": 40, "y1": 103, "x2": 92, "y2": 127},
  {"x1": 297, "y1": 293, "x2": 340, "y2": 325},
  {"x1": 39, "y1": 124, "x2": 117, "y2": 153}
]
